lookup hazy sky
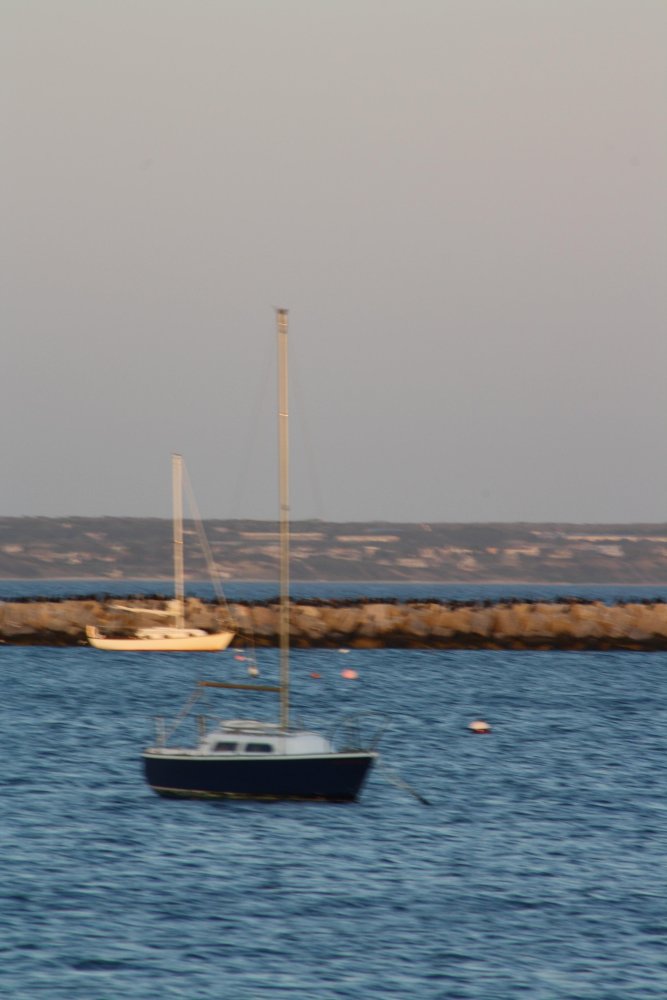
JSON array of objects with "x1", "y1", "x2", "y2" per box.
[{"x1": 2, "y1": 1, "x2": 665, "y2": 522}]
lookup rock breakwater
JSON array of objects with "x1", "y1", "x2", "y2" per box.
[{"x1": 3, "y1": 597, "x2": 667, "y2": 650}]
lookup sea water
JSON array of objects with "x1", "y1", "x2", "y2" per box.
[
  {"x1": 3, "y1": 579, "x2": 667, "y2": 604},
  {"x1": 2, "y1": 584, "x2": 667, "y2": 998}
]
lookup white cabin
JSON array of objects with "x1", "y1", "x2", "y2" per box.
[{"x1": 198, "y1": 721, "x2": 335, "y2": 756}]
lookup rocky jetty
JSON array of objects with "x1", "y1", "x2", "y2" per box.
[{"x1": 3, "y1": 597, "x2": 667, "y2": 650}]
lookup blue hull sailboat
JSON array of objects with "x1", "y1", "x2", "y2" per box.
[{"x1": 142, "y1": 310, "x2": 377, "y2": 802}]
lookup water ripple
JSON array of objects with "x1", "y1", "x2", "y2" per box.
[{"x1": 1, "y1": 644, "x2": 666, "y2": 998}]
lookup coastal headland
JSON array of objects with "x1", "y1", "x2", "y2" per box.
[{"x1": 4, "y1": 597, "x2": 667, "y2": 650}]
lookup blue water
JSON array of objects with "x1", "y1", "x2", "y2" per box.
[
  {"x1": 3, "y1": 626, "x2": 667, "y2": 999},
  {"x1": 3, "y1": 578, "x2": 667, "y2": 604}
]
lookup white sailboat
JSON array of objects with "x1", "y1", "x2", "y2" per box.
[
  {"x1": 142, "y1": 310, "x2": 377, "y2": 800},
  {"x1": 86, "y1": 454, "x2": 235, "y2": 652}
]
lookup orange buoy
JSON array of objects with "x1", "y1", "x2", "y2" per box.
[
  {"x1": 468, "y1": 719, "x2": 492, "y2": 734},
  {"x1": 341, "y1": 668, "x2": 358, "y2": 680},
  {"x1": 310, "y1": 672, "x2": 321, "y2": 679}
]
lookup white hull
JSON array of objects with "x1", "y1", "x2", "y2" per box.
[{"x1": 85, "y1": 625, "x2": 234, "y2": 653}]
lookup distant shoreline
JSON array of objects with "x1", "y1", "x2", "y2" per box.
[{"x1": 2, "y1": 518, "x2": 667, "y2": 583}]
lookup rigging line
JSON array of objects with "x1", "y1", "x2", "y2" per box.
[
  {"x1": 181, "y1": 461, "x2": 261, "y2": 654},
  {"x1": 290, "y1": 341, "x2": 327, "y2": 522},
  {"x1": 162, "y1": 685, "x2": 205, "y2": 743},
  {"x1": 181, "y1": 461, "x2": 234, "y2": 623},
  {"x1": 229, "y1": 341, "x2": 274, "y2": 520}
]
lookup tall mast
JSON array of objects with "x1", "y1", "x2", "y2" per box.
[
  {"x1": 172, "y1": 452, "x2": 185, "y2": 629},
  {"x1": 277, "y1": 309, "x2": 290, "y2": 730}
]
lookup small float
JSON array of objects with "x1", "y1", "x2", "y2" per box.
[{"x1": 468, "y1": 719, "x2": 492, "y2": 734}]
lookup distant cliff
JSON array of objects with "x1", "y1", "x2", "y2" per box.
[{"x1": 2, "y1": 517, "x2": 667, "y2": 582}]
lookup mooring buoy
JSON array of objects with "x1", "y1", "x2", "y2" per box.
[{"x1": 468, "y1": 719, "x2": 492, "y2": 734}]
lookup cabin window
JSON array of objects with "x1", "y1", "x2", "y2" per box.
[
  {"x1": 213, "y1": 741, "x2": 238, "y2": 753},
  {"x1": 244, "y1": 742, "x2": 274, "y2": 753}
]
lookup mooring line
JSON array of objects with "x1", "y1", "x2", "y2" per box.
[{"x1": 377, "y1": 758, "x2": 431, "y2": 806}]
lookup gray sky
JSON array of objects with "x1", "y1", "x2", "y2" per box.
[{"x1": 2, "y1": 1, "x2": 665, "y2": 522}]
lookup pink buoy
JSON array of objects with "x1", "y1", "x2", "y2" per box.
[
  {"x1": 468, "y1": 719, "x2": 492, "y2": 734},
  {"x1": 341, "y1": 668, "x2": 358, "y2": 680}
]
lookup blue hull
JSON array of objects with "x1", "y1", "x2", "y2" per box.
[{"x1": 143, "y1": 752, "x2": 376, "y2": 802}]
